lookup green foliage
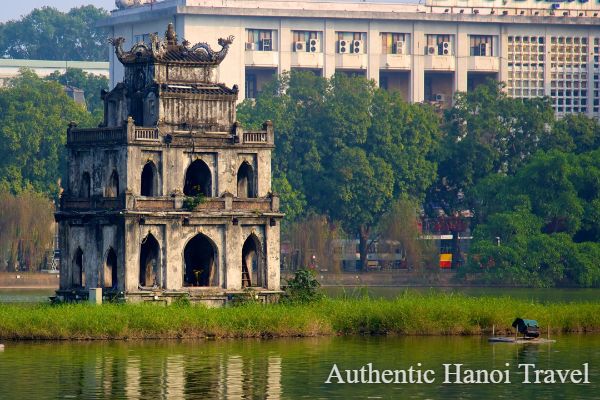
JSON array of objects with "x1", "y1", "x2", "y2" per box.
[
  {"x1": 432, "y1": 80, "x2": 557, "y2": 212},
  {"x1": 171, "y1": 295, "x2": 191, "y2": 308},
  {"x1": 183, "y1": 193, "x2": 206, "y2": 210},
  {"x1": 0, "y1": 69, "x2": 97, "y2": 197},
  {"x1": 237, "y1": 71, "x2": 442, "y2": 268},
  {"x1": 284, "y1": 269, "x2": 323, "y2": 304},
  {"x1": 3, "y1": 294, "x2": 600, "y2": 339},
  {"x1": 228, "y1": 289, "x2": 262, "y2": 307},
  {"x1": 272, "y1": 171, "x2": 306, "y2": 224},
  {"x1": 464, "y1": 149, "x2": 600, "y2": 287},
  {"x1": 0, "y1": 6, "x2": 109, "y2": 61},
  {"x1": 46, "y1": 68, "x2": 109, "y2": 114}
]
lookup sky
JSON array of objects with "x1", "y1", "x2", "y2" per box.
[{"x1": 0, "y1": 1, "x2": 116, "y2": 22}]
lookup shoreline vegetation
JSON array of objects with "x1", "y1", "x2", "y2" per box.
[{"x1": 1, "y1": 293, "x2": 600, "y2": 341}]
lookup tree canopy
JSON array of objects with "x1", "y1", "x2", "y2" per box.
[
  {"x1": 0, "y1": 6, "x2": 109, "y2": 61},
  {"x1": 238, "y1": 71, "x2": 442, "y2": 269},
  {"x1": 463, "y1": 149, "x2": 600, "y2": 287},
  {"x1": 0, "y1": 69, "x2": 97, "y2": 197},
  {"x1": 431, "y1": 80, "x2": 558, "y2": 213}
]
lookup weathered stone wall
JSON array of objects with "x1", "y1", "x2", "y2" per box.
[
  {"x1": 59, "y1": 220, "x2": 126, "y2": 291},
  {"x1": 126, "y1": 144, "x2": 272, "y2": 198},
  {"x1": 67, "y1": 146, "x2": 128, "y2": 199}
]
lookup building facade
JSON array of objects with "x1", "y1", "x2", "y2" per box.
[
  {"x1": 56, "y1": 24, "x2": 283, "y2": 303},
  {"x1": 0, "y1": 59, "x2": 109, "y2": 86},
  {"x1": 102, "y1": 0, "x2": 600, "y2": 117}
]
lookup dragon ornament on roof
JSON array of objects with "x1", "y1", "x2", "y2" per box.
[{"x1": 109, "y1": 23, "x2": 234, "y2": 66}]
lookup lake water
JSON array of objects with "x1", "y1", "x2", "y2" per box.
[{"x1": 0, "y1": 335, "x2": 598, "y2": 399}]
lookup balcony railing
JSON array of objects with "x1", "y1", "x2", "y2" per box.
[
  {"x1": 67, "y1": 118, "x2": 160, "y2": 145},
  {"x1": 67, "y1": 127, "x2": 126, "y2": 144},
  {"x1": 61, "y1": 195, "x2": 125, "y2": 210},
  {"x1": 135, "y1": 128, "x2": 160, "y2": 141},
  {"x1": 243, "y1": 131, "x2": 268, "y2": 143},
  {"x1": 61, "y1": 194, "x2": 280, "y2": 213}
]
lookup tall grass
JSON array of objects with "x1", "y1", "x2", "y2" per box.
[{"x1": 1, "y1": 293, "x2": 599, "y2": 340}]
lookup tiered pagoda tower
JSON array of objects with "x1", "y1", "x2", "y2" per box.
[{"x1": 56, "y1": 24, "x2": 282, "y2": 303}]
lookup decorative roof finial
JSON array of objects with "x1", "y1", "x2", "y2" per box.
[{"x1": 166, "y1": 23, "x2": 177, "y2": 45}]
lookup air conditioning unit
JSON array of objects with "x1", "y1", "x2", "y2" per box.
[
  {"x1": 245, "y1": 42, "x2": 256, "y2": 51},
  {"x1": 261, "y1": 38, "x2": 272, "y2": 51},
  {"x1": 309, "y1": 38, "x2": 320, "y2": 53},
  {"x1": 394, "y1": 41, "x2": 406, "y2": 55},
  {"x1": 339, "y1": 39, "x2": 350, "y2": 54},
  {"x1": 295, "y1": 41, "x2": 307, "y2": 52},
  {"x1": 352, "y1": 39, "x2": 364, "y2": 54},
  {"x1": 434, "y1": 93, "x2": 446, "y2": 102},
  {"x1": 479, "y1": 43, "x2": 490, "y2": 56},
  {"x1": 439, "y1": 42, "x2": 451, "y2": 55},
  {"x1": 427, "y1": 45, "x2": 437, "y2": 55}
]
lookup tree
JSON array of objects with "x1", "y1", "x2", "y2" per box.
[
  {"x1": 432, "y1": 80, "x2": 556, "y2": 213},
  {"x1": 324, "y1": 147, "x2": 395, "y2": 269},
  {"x1": 46, "y1": 68, "x2": 109, "y2": 114},
  {"x1": 0, "y1": 190, "x2": 55, "y2": 272},
  {"x1": 0, "y1": 6, "x2": 109, "y2": 61},
  {"x1": 237, "y1": 71, "x2": 442, "y2": 269},
  {"x1": 463, "y1": 149, "x2": 600, "y2": 287},
  {"x1": 0, "y1": 69, "x2": 97, "y2": 197}
]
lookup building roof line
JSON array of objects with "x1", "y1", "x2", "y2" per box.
[{"x1": 100, "y1": 4, "x2": 600, "y2": 27}]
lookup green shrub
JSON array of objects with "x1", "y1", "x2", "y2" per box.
[{"x1": 284, "y1": 269, "x2": 323, "y2": 304}]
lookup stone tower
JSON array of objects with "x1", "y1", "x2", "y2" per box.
[{"x1": 56, "y1": 24, "x2": 282, "y2": 303}]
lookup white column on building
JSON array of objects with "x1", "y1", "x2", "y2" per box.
[
  {"x1": 455, "y1": 26, "x2": 469, "y2": 94},
  {"x1": 587, "y1": 27, "x2": 595, "y2": 117},
  {"x1": 498, "y1": 26, "x2": 509, "y2": 88},
  {"x1": 412, "y1": 22, "x2": 425, "y2": 103},
  {"x1": 324, "y1": 19, "x2": 336, "y2": 79},
  {"x1": 279, "y1": 19, "x2": 292, "y2": 74},
  {"x1": 368, "y1": 21, "x2": 380, "y2": 85},
  {"x1": 543, "y1": 26, "x2": 552, "y2": 99}
]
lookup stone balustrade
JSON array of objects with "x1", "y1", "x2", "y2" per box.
[{"x1": 61, "y1": 193, "x2": 280, "y2": 213}]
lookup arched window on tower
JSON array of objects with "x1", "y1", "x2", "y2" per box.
[
  {"x1": 80, "y1": 172, "x2": 91, "y2": 198},
  {"x1": 242, "y1": 234, "x2": 265, "y2": 288},
  {"x1": 104, "y1": 248, "x2": 118, "y2": 289},
  {"x1": 139, "y1": 233, "x2": 160, "y2": 288},
  {"x1": 73, "y1": 247, "x2": 85, "y2": 288},
  {"x1": 141, "y1": 161, "x2": 158, "y2": 197},
  {"x1": 237, "y1": 161, "x2": 256, "y2": 198},
  {"x1": 106, "y1": 170, "x2": 119, "y2": 198},
  {"x1": 184, "y1": 160, "x2": 212, "y2": 197}
]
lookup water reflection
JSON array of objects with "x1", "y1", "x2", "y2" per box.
[{"x1": 0, "y1": 336, "x2": 598, "y2": 400}]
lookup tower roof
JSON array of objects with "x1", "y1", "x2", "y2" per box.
[{"x1": 109, "y1": 23, "x2": 234, "y2": 66}]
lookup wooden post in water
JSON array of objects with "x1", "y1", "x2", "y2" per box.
[{"x1": 492, "y1": 324, "x2": 495, "y2": 337}]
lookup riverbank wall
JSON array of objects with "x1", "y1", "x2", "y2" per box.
[
  {"x1": 282, "y1": 270, "x2": 458, "y2": 287},
  {"x1": 0, "y1": 272, "x2": 60, "y2": 289}
]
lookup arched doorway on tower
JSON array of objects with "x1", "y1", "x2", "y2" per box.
[
  {"x1": 104, "y1": 247, "x2": 118, "y2": 289},
  {"x1": 242, "y1": 234, "x2": 265, "y2": 288},
  {"x1": 237, "y1": 161, "x2": 256, "y2": 198},
  {"x1": 73, "y1": 247, "x2": 85, "y2": 288},
  {"x1": 139, "y1": 233, "x2": 160, "y2": 288},
  {"x1": 184, "y1": 159, "x2": 212, "y2": 197},
  {"x1": 141, "y1": 161, "x2": 158, "y2": 196},
  {"x1": 184, "y1": 233, "x2": 217, "y2": 287}
]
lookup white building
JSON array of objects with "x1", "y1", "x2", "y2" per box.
[
  {"x1": 0, "y1": 59, "x2": 109, "y2": 85},
  {"x1": 101, "y1": 0, "x2": 600, "y2": 116}
]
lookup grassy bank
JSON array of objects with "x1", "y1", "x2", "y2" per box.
[{"x1": 1, "y1": 293, "x2": 600, "y2": 340}]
